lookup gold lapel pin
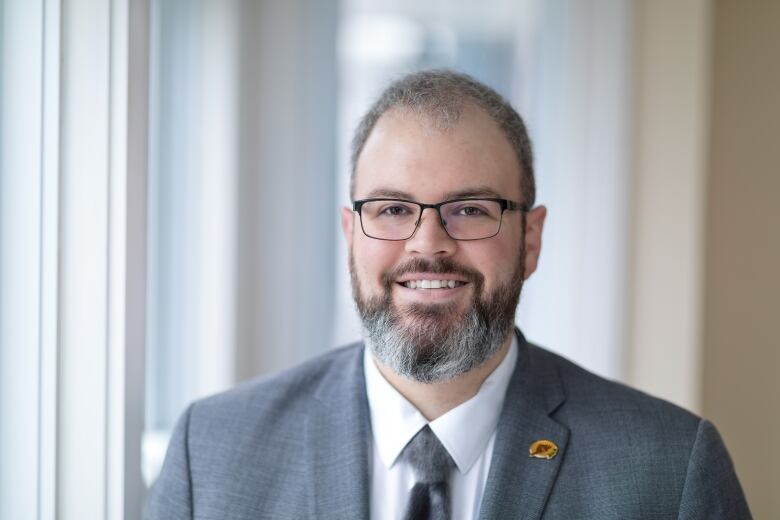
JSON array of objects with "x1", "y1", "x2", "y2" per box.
[{"x1": 529, "y1": 439, "x2": 558, "y2": 460}]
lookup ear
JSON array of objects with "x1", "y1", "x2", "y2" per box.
[
  {"x1": 523, "y1": 205, "x2": 547, "y2": 280},
  {"x1": 341, "y1": 206, "x2": 355, "y2": 249}
]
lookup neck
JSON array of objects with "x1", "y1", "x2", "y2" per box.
[{"x1": 373, "y1": 332, "x2": 514, "y2": 421}]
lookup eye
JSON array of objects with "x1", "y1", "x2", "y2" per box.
[
  {"x1": 370, "y1": 202, "x2": 416, "y2": 219},
  {"x1": 380, "y1": 205, "x2": 411, "y2": 216},
  {"x1": 444, "y1": 200, "x2": 501, "y2": 220},
  {"x1": 458, "y1": 205, "x2": 487, "y2": 217}
]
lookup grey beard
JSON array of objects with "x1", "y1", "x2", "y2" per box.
[{"x1": 352, "y1": 257, "x2": 523, "y2": 383}]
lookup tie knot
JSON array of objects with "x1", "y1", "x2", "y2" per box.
[{"x1": 402, "y1": 426, "x2": 455, "y2": 483}]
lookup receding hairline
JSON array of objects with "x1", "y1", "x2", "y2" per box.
[
  {"x1": 370, "y1": 101, "x2": 494, "y2": 134},
  {"x1": 352, "y1": 103, "x2": 526, "y2": 197}
]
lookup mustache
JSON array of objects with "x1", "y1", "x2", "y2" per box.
[{"x1": 380, "y1": 258, "x2": 485, "y2": 290}]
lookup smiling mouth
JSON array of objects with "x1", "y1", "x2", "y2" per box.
[{"x1": 397, "y1": 279, "x2": 468, "y2": 290}]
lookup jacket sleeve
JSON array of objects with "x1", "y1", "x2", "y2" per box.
[
  {"x1": 677, "y1": 419, "x2": 752, "y2": 519},
  {"x1": 144, "y1": 404, "x2": 194, "y2": 520}
]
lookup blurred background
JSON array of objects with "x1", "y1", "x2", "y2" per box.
[{"x1": 1, "y1": 0, "x2": 778, "y2": 518}]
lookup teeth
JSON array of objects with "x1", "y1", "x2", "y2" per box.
[{"x1": 402, "y1": 280, "x2": 464, "y2": 290}]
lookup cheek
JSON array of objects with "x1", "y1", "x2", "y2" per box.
[
  {"x1": 496, "y1": 223, "x2": 525, "y2": 275},
  {"x1": 465, "y1": 239, "x2": 522, "y2": 290},
  {"x1": 352, "y1": 237, "x2": 401, "y2": 288}
]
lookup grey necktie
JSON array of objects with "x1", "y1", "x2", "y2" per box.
[{"x1": 402, "y1": 425, "x2": 456, "y2": 520}]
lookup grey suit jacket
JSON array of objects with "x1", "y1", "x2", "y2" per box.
[{"x1": 145, "y1": 331, "x2": 751, "y2": 519}]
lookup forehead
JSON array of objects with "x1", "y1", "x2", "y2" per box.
[{"x1": 354, "y1": 106, "x2": 522, "y2": 202}]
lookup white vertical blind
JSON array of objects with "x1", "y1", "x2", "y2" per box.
[
  {"x1": 107, "y1": 0, "x2": 149, "y2": 518},
  {"x1": 516, "y1": 0, "x2": 633, "y2": 379},
  {"x1": 0, "y1": 0, "x2": 149, "y2": 518},
  {"x1": 38, "y1": 0, "x2": 63, "y2": 516},
  {"x1": 58, "y1": 1, "x2": 111, "y2": 516},
  {"x1": 0, "y1": 1, "x2": 44, "y2": 516},
  {"x1": 194, "y1": 0, "x2": 238, "y2": 407}
]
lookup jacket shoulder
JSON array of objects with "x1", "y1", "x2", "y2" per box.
[
  {"x1": 189, "y1": 342, "x2": 364, "y2": 427},
  {"x1": 146, "y1": 344, "x2": 366, "y2": 519},
  {"x1": 528, "y1": 342, "x2": 700, "y2": 432}
]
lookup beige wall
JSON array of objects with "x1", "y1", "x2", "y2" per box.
[
  {"x1": 702, "y1": 1, "x2": 780, "y2": 517},
  {"x1": 628, "y1": 0, "x2": 711, "y2": 414},
  {"x1": 631, "y1": 1, "x2": 779, "y2": 516}
]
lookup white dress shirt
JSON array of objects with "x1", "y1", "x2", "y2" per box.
[{"x1": 363, "y1": 336, "x2": 518, "y2": 520}]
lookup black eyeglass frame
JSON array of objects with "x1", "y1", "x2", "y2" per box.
[{"x1": 352, "y1": 197, "x2": 529, "y2": 241}]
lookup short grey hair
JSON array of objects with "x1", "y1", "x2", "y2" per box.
[{"x1": 350, "y1": 69, "x2": 535, "y2": 207}]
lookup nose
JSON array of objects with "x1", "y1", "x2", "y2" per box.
[{"x1": 404, "y1": 208, "x2": 457, "y2": 256}]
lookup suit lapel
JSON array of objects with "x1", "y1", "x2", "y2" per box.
[
  {"x1": 305, "y1": 346, "x2": 371, "y2": 519},
  {"x1": 478, "y1": 330, "x2": 569, "y2": 520}
]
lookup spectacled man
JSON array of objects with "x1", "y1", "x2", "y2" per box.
[{"x1": 146, "y1": 70, "x2": 750, "y2": 519}]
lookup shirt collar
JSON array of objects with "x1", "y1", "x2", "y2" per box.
[{"x1": 363, "y1": 334, "x2": 518, "y2": 474}]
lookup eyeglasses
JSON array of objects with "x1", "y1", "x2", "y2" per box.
[{"x1": 352, "y1": 197, "x2": 527, "y2": 241}]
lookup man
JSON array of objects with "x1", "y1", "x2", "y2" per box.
[{"x1": 146, "y1": 70, "x2": 750, "y2": 519}]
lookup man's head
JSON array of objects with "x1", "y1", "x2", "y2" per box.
[{"x1": 341, "y1": 70, "x2": 546, "y2": 383}]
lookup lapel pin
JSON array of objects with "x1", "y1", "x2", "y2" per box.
[{"x1": 529, "y1": 439, "x2": 558, "y2": 460}]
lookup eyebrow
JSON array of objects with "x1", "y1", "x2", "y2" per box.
[{"x1": 362, "y1": 185, "x2": 505, "y2": 201}]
